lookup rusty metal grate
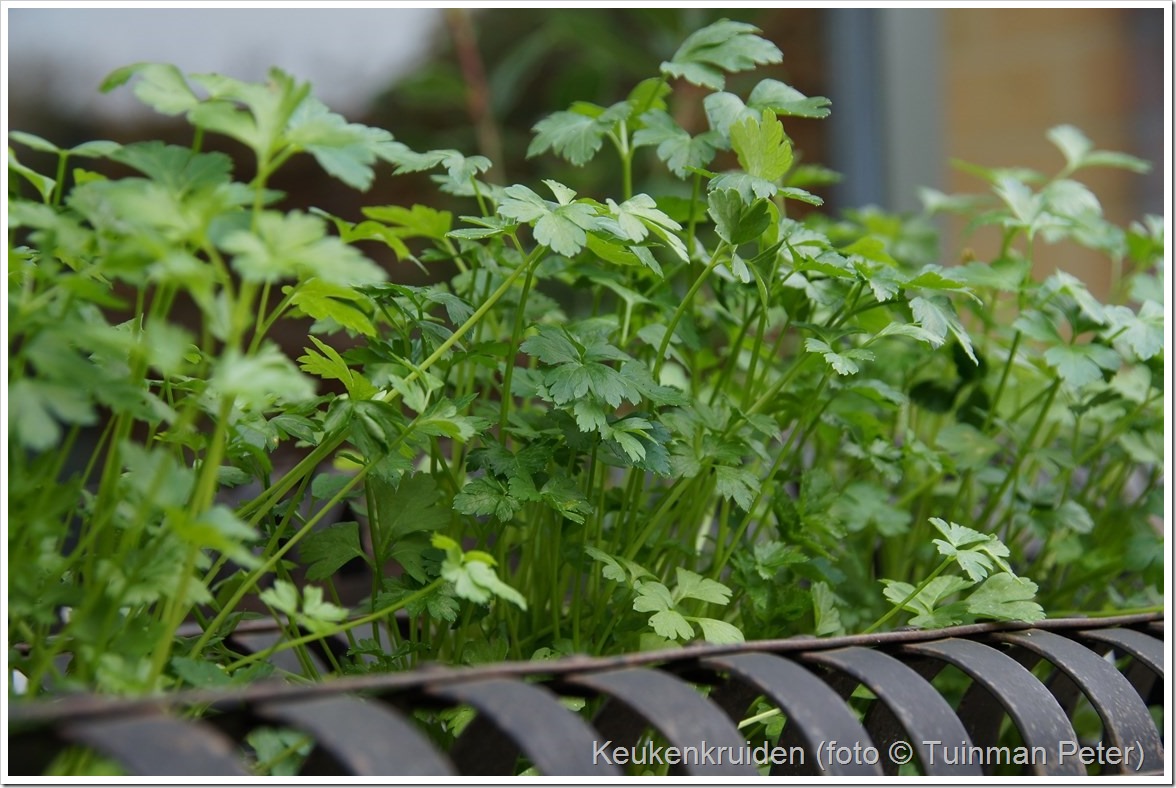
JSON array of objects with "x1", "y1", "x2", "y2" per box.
[{"x1": 8, "y1": 613, "x2": 1164, "y2": 777}]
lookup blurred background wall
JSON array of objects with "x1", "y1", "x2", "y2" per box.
[{"x1": 7, "y1": 6, "x2": 1167, "y2": 296}]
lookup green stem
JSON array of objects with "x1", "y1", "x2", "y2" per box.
[
  {"x1": 191, "y1": 462, "x2": 375, "y2": 658},
  {"x1": 686, "y1": 173, "x2": 702, "y2": 257},
  {"x1": 654, "y1": 245, "x2": 727, "y2": 378},
  {"x1": 977, "y1": 379, "x2": 1060, "y2": 532},
  {"x1": 238, "y1": 250, "x2": 539, "y2": 524},
  {"x1": 983, "y1": 331, "x2": 1022, "y2": 433},
  {"x1": 225, "y1": 578, "x2": 445, "y2": 671},
  {"x1": 863, "y1": 556, "x2": 954, "y2": 634},
  {"x1": 498, "y1": 252, "x2": 539, "y2": 437}
]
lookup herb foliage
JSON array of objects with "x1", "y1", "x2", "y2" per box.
[{"x1": 8, "y1": 20, "x2": 1163, "y2": 705}]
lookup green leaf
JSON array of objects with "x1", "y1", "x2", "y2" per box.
[
  {"x1": 361, "y1": 204, "x2": 453, "y2": 242},
  {"x1": 777, "y1": 186, "x2": 824, "y2": 206},
  {"x1": 585, "y1": 546, "x2": 654, "y2": 586},
  {"x1": 660, "y1": 19, "x2": 782, "y2": 91},
  {"x1": 211, "y1": 344, "x2": 317, "y2": 411},
  {"x1": 935, "y1": 423, "x2": 1000, "y2": 471},
  {"x1": 714, "y1": 465, "x2": 759, "y2": 511},
  {"x1": 692, "y1": 617, "x2": 744, "y2": 644},
  {"x1": 882, "y1": 575, "x2": 973, "y2": 615},
  {"x1": 707, "y1": 189, "x2": 771, "y2": 245},
  {"x1": 9, "y1": 130, "x2": 61, "y2": 154},
  {"x1": 539, "y1": 476, "x2": 594, "y2": 524},
  {"x1": 1048, "y1": 124, "x2": 1150, "y2": 175},
  {"x1": 1102, "y1": 301, "x2": 1163, "y2": 361},
  {"x1": 300, "y1": 585, "x2": 349, "y2": 629},
  {"x1": 1052, "y1": 500, "x2": 1095, "y2": 535},
  {"x1": 875, "y1": 322, "x2": 941, "y2": 347},
  {"x1": 519, "y1": 325, "x2": 581, "y2": 365},
  {"x1": 909, "y1": 295, "x2": 976, "y2": 364},
  {"x1": 299, "y1": 522, "x2": 368, "y2": 581},
  {"x1": 605, "y1": 193, "x2": 685, "y2": 261},
  {"x1": 633, "y1": 581, "x2": 674, "y2": 613},
  {"x1": 464, "y1": 560, "x2": 528, "y2": 610},
  {"x1": 287, "y1": 279, "x2": 376, "y2": 337},
  {"x1": 1043, "y1": 269, "x2": 1107, "y2": 326},
  {"x1": 747, "y1": 79, "x2": 831, "y2": 118},
  {"x1": 415, "y1": 399, "x2": 480, "y2": 442},
  {"x1": 108, "y1": 141, "x2": 233, "y2": 194},
  {"x1": 170, "y1": 505, "x2": 259, "y2": 568},
  {"x1": 633, "y1": 110, "x2": 721, "y2": 177},
  {"x1": 804, "y1": 338, "x2": 873, "y2": 376},
  {"x1": 8, "y1": 379, "x2": 97, "y2": 451},
  {"x1": 8, "y1": 149, "x2": 56, "y2": 202},
  {"x1": 102, "y1": 63, "x2": 200, "y2": 115},
  {"x1": 709, "y1": 172, "x2": 780, "y2": 202},
  {"x1": 286, "y1": 96, "x2": 397, "y2": 191},
  {"x1": 1043, "y1": 343, "x2": 1120, "y2": 389},
  {"x1": 830, "y1": 482, "x2": 911, "y2": 537},
  {"x1": 633, "y1": 580, "x2": 695, "y2": 641},
  {"x1": 954, "y1": 256, "x2": 1032, "y2": 292},
  {"x1": 170, "y1": 656, "x2": 232, "y2": 688},
  {"x1": 372, "y1": 472, "x2": 450, "y2": 549},
  {"x1": 523, "y1": 326, "x2": 640, "y2": 409},
  {"x1": 964, "y1": 574, "x2": 1045, "y2": 622},
  {"x1": 648, "y1": 609, "x2": 696, "y2": 641},
  {"x1": 729, "y1": 110, "x2": 793, "y2": 182},
  {"x1": 454, "y1": 476, "x2": 522, "y2": 522},
  {"x1": 222, "y1": 211, "x2": 386, "y2": 286},
  {"x1": 245, "y1": 728, "x2": 311, "y2": 777},
  {"x1": 702, "y1": 91, "x2": 758, "y2": 139},
  {"x1": 259, "y1": 580, "x2": 300, "y2": 617},
  {"x1": 528, "y1": 109, "x2": 611, "y2": 166},
  {"x1": 440, "y1": 547, "x2": 527, "y2": 610},
  {"x1": 811, "y1": 581, "x2": 844, "y2": 636},
  {"x1": 497, "y1": 183, "x2": 602, "y2": 257},
  {"x1": 298, "y1": 335, "x2": 377, "y2": 400},
  {"x1": 929, "y1": 517, "x2": 1011, "y2": 582},
  {"x1": 673, "y1": 568, "x2": 732, "y2": 605}
]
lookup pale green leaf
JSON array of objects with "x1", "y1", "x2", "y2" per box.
[
  {"x1": 747, "y1": 78, "x2": 831, "y2": 118},
  {"x1": 965, "y1": 574, "x2": 1045, "y2": 622},
  {"x1": 692, "y1": 617, "x2": 745, "y2": 644},
  {"x1": 729, "y1": 110, "x2": 793, "y2": 182},
  {"x1": 674, "y1": 568, "x2": 732, "y2": 605},
  {"x1": 660, "y1": 19, "x2": 782, "y2": 91},
  {"x1": 633, "y1": 110, "x2": 721, "y2": 177},
  {"x1": 811, "y1": 581, "x2": 844, "y2": 636}
]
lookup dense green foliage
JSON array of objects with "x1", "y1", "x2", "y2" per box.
[{"x1": 8, "y1": 18, "x2": 1163, "y2": 718}]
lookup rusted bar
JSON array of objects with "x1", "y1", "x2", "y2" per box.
[{"x1": 7, "y1": 613, "x2": 1163, "y2": 777}]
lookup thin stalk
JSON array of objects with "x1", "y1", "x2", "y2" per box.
[
  {"x1": 978, "y1": 379, "x2": 1061, "y2": 533},
  {"x1": 238, "y1": 248, "x2": 541, "y2": 524},
  {"x1": 654, "y1": 245, "x2": 728, "y2": 378},
  {"x1": 686, "y1": 173, "x2": 702, "y2": 257},
  {"x1": 863, "y1": 556, "x2": 954, "y2": 634},
  {"x1": 191, "y1": 461, "x2": 376, "y2": 658},
  {"x1": 498, "y1": 258, "x2": 537, "y2": 437},
  {"x1": 224, "y1": 578, "x2": 445, "y2": 671}
]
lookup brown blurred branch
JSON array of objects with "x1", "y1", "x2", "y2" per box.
[{"x1": 444, "y1": 8, "x2": 505, "y2": 184}]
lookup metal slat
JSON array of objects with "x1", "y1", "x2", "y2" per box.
[
  {"x1": 255, "y1": 695, "x2": 454, "y2": 776},
  {"x1": 430, "y1": 677, "x2": 621, "y2": 776},
  {"x1": 562, "y1": 667, "x2": 759, "y2": 776},
  {"x1": 10, "y1": 613, "x2": 1163, "y2": 777},
  {"x1": 903, "y1": 637, "x2": 1083, "y2": 776},
  {"x1": 992, "y1": 630, "x2": 1163, "y2": 774},
  {"x1": 801, "y1": 646, "x2": 980, "y2": 776},
  {"x1": 63, "y1": 713, "x2": 249, "y2": 776},
  {"x1": 1076, "y1": 626, "x2": 1164, "y2": 683},
  {"x1": 701, "y1": 652, "x2": 882, "y2": 776}
]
